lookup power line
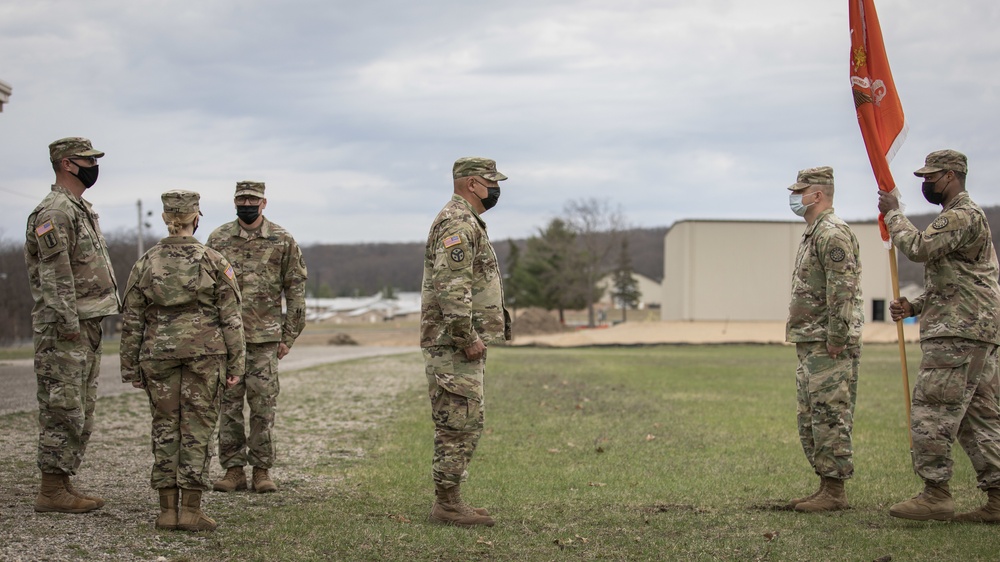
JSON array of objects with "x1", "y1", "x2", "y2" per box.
[{"x1": 0, "y1": 185, "x2": 37, "y2": 201}]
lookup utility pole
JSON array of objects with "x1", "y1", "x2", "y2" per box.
[{"x1": 137, "y1": 199, "x2": 145, "y2": 259}]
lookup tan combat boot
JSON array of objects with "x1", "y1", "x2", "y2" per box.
[
  {"x1": 63, "y1": 475, "x2": 105, "y2": 509},
  {"x1": 795, "y1": 477, "x2": 848, "y2": 512},
  {"x1": 34, "y1": 472, "x2": 99, "y2": 514},
  {"x1": 452, "y1": 485, "x2": 490, "y2": 516},
  {"x1": 177, "y1": 489, "x2": 217, "y2": 532},
  {"x1": 155, "y1": 488, "x2": 179, "y2": 530},
  {"x1": 429, "y1": 485, "x2": 495, "y2": 527},
  {"x1": 953, "y1": 488, "x2": 1000, "y2": 523},
  {"x1": 786, "y1": 477, "x2": 825, "y2": 510},
  {"x1": 212, "y1": 466, "x2": 247, "y2": 492},
  {"x1": 889, "y1": 482, "x2": 954, "y2": 521},
  {"x1": 252, "y1": 467, "x2": 278, "y2": 493}
]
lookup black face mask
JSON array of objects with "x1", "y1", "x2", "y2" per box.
[
  {"x1": 921, "y1": 174, "x2": 948, "y2": 205},
  {"x1": 236, "y1": 205, "x2": 261, "y2": 224},
  {"x1": 481, "y1": 187, "x2": 501, "y2": 211},
  {"x1": 71, "y1": 164, "x2": 99, "y2": 189}
]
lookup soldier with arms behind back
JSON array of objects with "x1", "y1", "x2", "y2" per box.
[
  {"x1": 878, "y1": 150, "x2": 1000, "y2": 522},
  {"x1": 25, "y1": 137, "x2": 120, "y2": 514},
  {"x1": 421, "y1": 157, "x2": 512, "y2": 527},
  {"x1": 208, "y1": 181, "x2": 308, "y2": 494},
  {"x1": 120, "y1": 190, "x2": 245, "y2": 531},
  {"x1": 785, "y1": 166, "x2": 864, "y2": 513}
]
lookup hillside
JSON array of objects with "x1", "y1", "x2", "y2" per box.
[{"x1": 300, "y1": 207, "x2": 1000, "y2": 297}]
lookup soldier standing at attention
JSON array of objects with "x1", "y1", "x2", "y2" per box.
[
  {"x1": 120, "y1": 190, "x2": 244, "y2": 531},
  {"x1": 785, "y1": 166, "x2": 864, "y2": 513},
  {"x1": 421, "y1": 157, "x2": 511, "y2": 527},
  {"x1": 208, "y1": 181, "x2": 307, "y2": 494},
  {"x1": 879, "y1": 150, "x2": 1000, "y2": 522},
  {"x1": 25, "y1": 137, "x2": 120, "y2": 514}
]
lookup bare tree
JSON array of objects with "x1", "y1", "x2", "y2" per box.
[{"x1": 563, "y1": 198, "x2": 627, "y2": 327}]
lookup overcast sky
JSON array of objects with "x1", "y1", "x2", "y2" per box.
[{"x1": 1, "y1": 1, "x2": 998, "y2": 246}]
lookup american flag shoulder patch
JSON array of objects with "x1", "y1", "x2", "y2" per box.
[
  {"x1": 224, "y1": 265, "x2": 235, "y2": 280},
  {"x1": 443, "y1": 234, "x2": 461, "y2": 248},
  {"x1": 35, "y1": 221, "x2": 54, "y2": 237}
]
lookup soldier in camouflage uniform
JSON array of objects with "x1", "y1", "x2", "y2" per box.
[
  {"x1": 120, "y1": 190, "x2": 245, "y2": 532},
  {"x1": 878, "y1": 150, "x2": 1000, "y2": 522},
  {"x1": 785, "y1": 166, "x2": 864, "y2": 513},
  {"x1": 421, "y1": 157, "x2": 511, "y2": 527},
  {"x1": 25, "y1": 137, "x2": 120, "y2": 514},
  {"x1": 207, "y1": 181, "x2": 308, "y2": 494}
]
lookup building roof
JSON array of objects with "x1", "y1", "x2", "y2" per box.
[{"x1": 0, "y1": 79, "x2": 11, "y2": 112}]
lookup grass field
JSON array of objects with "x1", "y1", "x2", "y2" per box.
[
  {"x1": 222, "y1": 344, "x2": 996, "y2": 561},
  {"x1": 5, "y1": 344, "x2": 1000, "y2": 561}
]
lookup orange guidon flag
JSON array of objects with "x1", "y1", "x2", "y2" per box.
[{"x1": 849, "y1": 0, "x2": 907, "y2": 243}]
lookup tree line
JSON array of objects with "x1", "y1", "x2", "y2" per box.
[{"x1": 3, "y1": 206, "x2": 998, "y2": 345}]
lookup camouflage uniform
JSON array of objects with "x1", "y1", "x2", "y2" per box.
[
  {"x1": 786, "y1": 167, "x2": 864, "y2": 481},
  {"x1": 207, "y1": 181, "x2": 308, "y2": 471},
  {"x1": 885, "y1": 150, "x2": 1000, "y2": 489},
  {"x1": 24, "y1": 138, "x2": 120, "y2": 477},
  {"x1": 421, "y1": 159, "x2": 511, "y2": 490},
  {"x1": 120, "y1": 190, "x2": 245, "y2": 491}
]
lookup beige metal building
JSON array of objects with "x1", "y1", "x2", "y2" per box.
[{"x1": 661, "y1": 219, "x2": 896, "y2": 323}]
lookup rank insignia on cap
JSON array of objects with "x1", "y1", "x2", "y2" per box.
[
  {"x1": 443, "y1": 234, "x2": 461, "y2": 248},
  {"x1": 225, "y1": 265, "x2": 235, "y2": 280},
  {"x1": 450, "y1": 248, "x2": 465, "y2": 262},
  {"x1": 35, "y1": 221, "x2": 54, "y2": 237}
]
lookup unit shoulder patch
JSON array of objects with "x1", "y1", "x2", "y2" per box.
[
  {"x1": 931, "y1": 216, "x2": 949, "y2": 230},
  {"x1": 450, "y1": 248, "x2": 465, "y2": 263},
  {"x1": 829, "y1": 246, "x2": 846, "y2": 263}
]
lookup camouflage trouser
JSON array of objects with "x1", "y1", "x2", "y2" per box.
[
  {"x1": 795, "y1": 342, "x2": 860, "y2": 480},
  {"x1": 218, "y1": 342, "x2": 280, "y2": 469},
  {"x1": 911, "y1": 337, "x2": 1000, "y2": 489},
  {"x1": 423, "y1": 345, "x2": 486, "y2": 490},
  {"x1": 142, "y1": 355, "x2": 224, "y2": 490},
  {"x1": 34, "y1": 318, "x2": 103, "y2": 476}
]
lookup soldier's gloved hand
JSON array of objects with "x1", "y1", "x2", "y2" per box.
[
  {"x1": 463, "y1": 339, "x2": 486, "y2": 361},
  {"x1": 277, "y1": 342, "x2": 290, "y2": 360},
  {"x1": 889, "y1": 298, "x2": 912, "y2": 322}
]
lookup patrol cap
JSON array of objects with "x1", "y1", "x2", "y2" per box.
[
  {"x1": 913, "y1": 149, "x2": 967, "y2": 176},
  {"x1": 453, "y1": 157, "x2": 508, "y2": 181},
  {"x1": 49, "y1": 137, "x2": 104, "y2": 162},
  {"x1": 234, "y1": 180, "x2": 266, "y2": 198},
  {"x1": 787, "y1": 166, "x2": 834, "y2": 191},
  {"x1": 161, "y1": 190, "x2": 203, "y2": 216}
]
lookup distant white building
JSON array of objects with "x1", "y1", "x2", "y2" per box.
[
  {"x1": 598, "y1": 272, "x2": 662, "y2": 309},
  {"x1": 305, "y1": 291, "x2": 421, "y2": 323},
  {"x1": 0, "y1": 80, "x2": 11, "y2": 112},
  {"x1": 661, "y1": 220, "x2": 896, "y2": 323}
]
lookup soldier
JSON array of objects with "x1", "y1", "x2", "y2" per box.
[
  {"x1": 879, "y1": 150, "x2": 1000, "y2": 522},
  {"x1": 785, "y1": 166, "x2": 864, "y2": 513},
  {"x1": 421, "y1": 157, "x2": 511, "y2": 527},
  {"x1": 120, "y1": 190, "x2": 245, "y2": 532},
  {"x1": 208, "y1": 181, "x2": 307, "y2": 494},
  {"x1": 25, "y1": 137, "x2": 120, "y2": 513}
]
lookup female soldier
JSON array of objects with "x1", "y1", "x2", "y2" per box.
[{"x1": 120, "y1": 190, "x2": 244, "y2": 531}]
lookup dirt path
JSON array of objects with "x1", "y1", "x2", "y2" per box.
[{"x1": 0, "y1": 351, "x2": 424, "y2": 562}]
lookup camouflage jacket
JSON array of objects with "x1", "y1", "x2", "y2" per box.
[
  {"x1": 421, "y1": 195, "x2": 511, "y2": 349},
  {"x1": 24, "y1": 184, "x2": 121, "y2": 332},
  {"x1": 885, "y1": 191, "x2": 1000, "y2": 344},
  {"x1": 786, "y1": 209, "x2": 864, "y2": 347},
  {"x1": 206, "y1": 217, "x2": 307, "y2": 346},
  {"x1": 120, "y1": 236, "x2": 245, "y2": 383}
]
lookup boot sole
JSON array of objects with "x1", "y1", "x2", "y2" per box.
[
  {"x1": 212, "y1": 484, "x2": 247, "y2": 492},
  {"x1": 34, "y1": 505, "x2": 98, "y2": 514},
  {"x1": 428, "y1": 514, "x2": 495, "y2": 527},
  {"x1": 888, "y1": 509, "x2": 953, "y2": 521}
]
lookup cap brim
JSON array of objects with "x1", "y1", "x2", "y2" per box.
[
  {"x1": 76, "y1": 148, "x2": 104, "y2": 158},
  {"x1": 913, "y1": 165, "x2": 942, "y2": 177},
  {"x1": 787, "y1": 182, "x2": 810, "y2": 191},
  {"x1": 234, "y1": 190, "x2": 263, "y2": 197},
  {"x1": 482, "y1": 171, "x2": 508, "y2": 181}
]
